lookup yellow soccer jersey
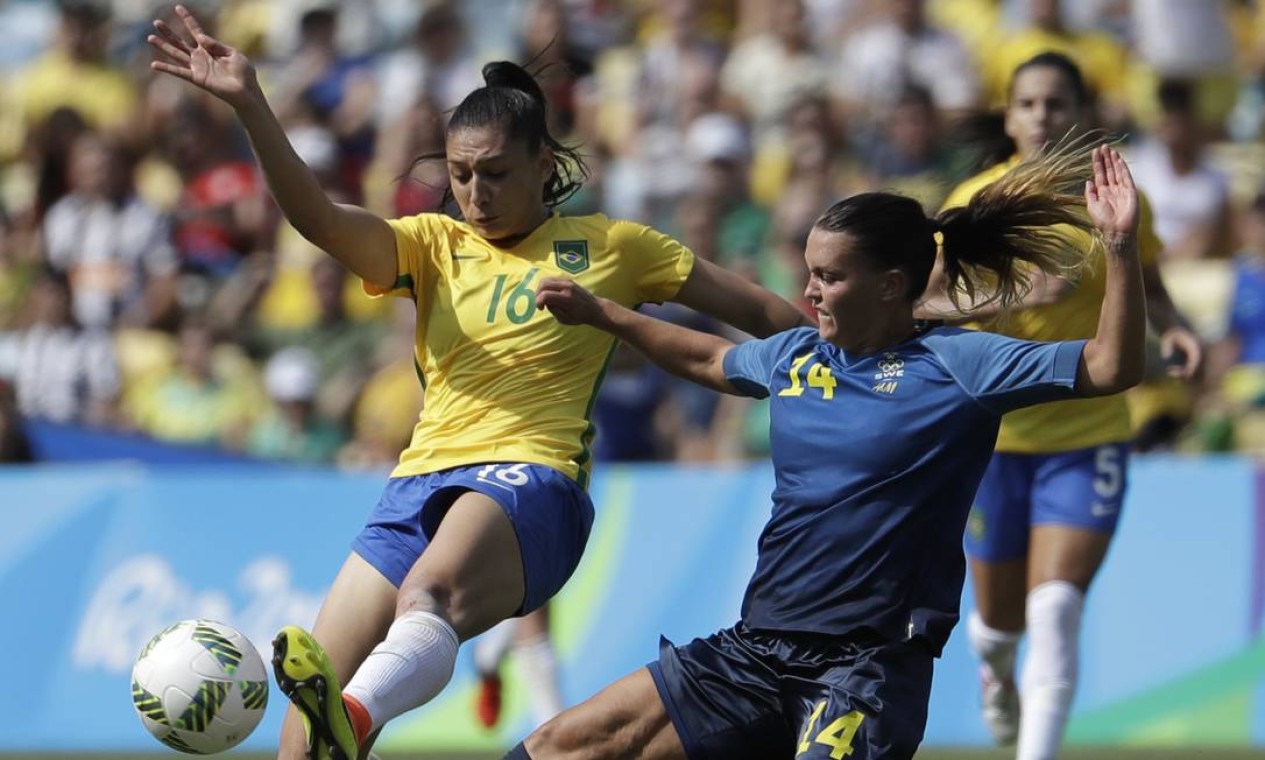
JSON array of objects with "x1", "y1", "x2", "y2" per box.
[
  {"x1": 367, "y1": 212, "x2": 695, "y2": 487},
  {"x1": 941, "y1": 157, "x2": 1162, "y2": 453}
]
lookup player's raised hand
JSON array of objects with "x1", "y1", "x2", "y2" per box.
[
  {"x1": 1085, "y1": 145, "x2": 1139, "y2": 243},
  {"x1": 149, "y1": 5, "x2": 258, "y2": 110},
  {"x1": 536, "y1": 277, "x2": 607, "y2": 327}
]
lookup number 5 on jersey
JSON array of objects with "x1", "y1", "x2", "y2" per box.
[{"x1": 797, "y1": 700, "x2": 866, "y2": 759}]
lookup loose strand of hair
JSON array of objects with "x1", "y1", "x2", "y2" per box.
[{"x1": 937, "y1": 130, "x2": 1109, "y2": 312}]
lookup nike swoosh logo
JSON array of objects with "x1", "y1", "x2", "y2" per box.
[
  {"x1": 1090, "y1": 503, "x2": 1117, "y2": 518},
  {"x1": 452, "y1": 254, "x2": 481, "y2": 261}
]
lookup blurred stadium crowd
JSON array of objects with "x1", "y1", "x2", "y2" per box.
[{"x1": 0, "y1": 0, "x2": 1263, "y2": 467}]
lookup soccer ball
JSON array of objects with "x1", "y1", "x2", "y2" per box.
[{"x1": 131, "y1": 619, "x2": 269, "y2": 754}]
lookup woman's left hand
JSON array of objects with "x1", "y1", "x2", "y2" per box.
[
  {"x1": 536, "y1": 277, "x2": 608, "y2": 327},
  {"x1": 1160, "y1": 326, "x2": 1204, "y2": 380}
]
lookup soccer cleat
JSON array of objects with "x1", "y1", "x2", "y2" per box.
[
  {"x1": 980, "y1": 666, "x2": 1020, "y2": 746},
  {"x1": 475, "y1": 672, "x2": 503, "y2": 729},
  {"x1": 272, "y1": 626, "x2": 360, "y2": 760}
]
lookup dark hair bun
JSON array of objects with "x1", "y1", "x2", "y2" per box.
[{"x1": 481, "y1": 61, "x2": 546, "y2": 106}]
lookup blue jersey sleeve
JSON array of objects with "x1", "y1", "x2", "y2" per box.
[
  {"x1": 722, "y1": 327, "x2": 819, "y2": 399},
  {"x1": 1228, "y1": 263, "x2": 1254, "y2": 337},
  {"x1": 923, "y1": 328, "x2": 1085, "y2": 415}
]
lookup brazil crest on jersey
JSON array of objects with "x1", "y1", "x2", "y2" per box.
[
  {"x1": 723, "y1": 326, "x2": 1085, "y2": 653},
  {"x1": 367, "y1": 213, "x2": 694, "y2": 487}
]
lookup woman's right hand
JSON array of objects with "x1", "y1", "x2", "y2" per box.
[{"x1": 149, "y1": 4, "x2": 258, "y2": 111}]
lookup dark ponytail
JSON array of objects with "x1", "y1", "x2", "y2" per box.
[
  {"x1": 936, "y1": 135, "x2": 1098, "y2": 310},
  {"x1": 815, "y1": 137, "x2": 1098, "y2": 310},
  {"x1": 412, "y1": 60, "x2": 588, "y2": 211}
]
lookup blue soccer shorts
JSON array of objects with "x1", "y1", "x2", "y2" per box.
[
  {"x1": 965, "y1": 442, "x2": 1129, "y2": 562},
  {"x1": 352, "y1": 462, "x2": 594, "y2": 615},
  {"x1": 647, "y1": 624, "x2": 933, "y2": 760}
]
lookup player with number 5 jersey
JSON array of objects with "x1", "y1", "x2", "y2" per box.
[
  {"x1": 148, "y1": 7, "x2": 810, "y2": 759},
  {"x1": 514, "y1": 143, "x2": 1146, "y2": 760},
  {"x1": 921, "y1": 54, "x2": 1202, "y2": 758}
]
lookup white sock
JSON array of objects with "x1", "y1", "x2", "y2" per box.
[
  {"x1": 343, "y1": 611, "x2": 460, "y2": 732},
  {"x1": 967, "y1": 610, "x2": 1022, "y2": 682},
  {"x1": 1018, "y1": 581, "x2": 1084, "y2": 760},
  {"x1": 473, "y1": 619, "x2": 516, "y2": 677},
  {"x1": 514, "y1": 634, "x2": 564, "y2": 727}
]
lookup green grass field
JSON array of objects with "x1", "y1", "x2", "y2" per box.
[{"x1": 6, "y1": 751, "x2": 1262, "y2": 760}]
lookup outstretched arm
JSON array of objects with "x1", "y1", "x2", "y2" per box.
[
  {"x1": 1077, "y1": 145, "x2": 1147, "y2": 396},
  {"x1": 673, "y1": 258, "x2": 813, "y2": 338},
  {"x1": 148, "y1": 5, "x2": 397, "y2": 289},
  {"x1": 536, "y1": 278, "x2": 741, "y2": 394}
]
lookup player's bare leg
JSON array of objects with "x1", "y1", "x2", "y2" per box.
[
  {"x1": 968, "y1": 557, "x2": 1027, "y2": 745},
  {"x1": 276, "y1": 553, "x2": 396, "y2": 760},
  {"x1": 519, "y1": 667, "x2": 687, "y2": 760},
  {"x1": 340, "y1": 491, "x2": 528, "y2": 741},
  {"x1": 1027, "y1": 524, "x2": 1111, "y2": 593},
  {"x1": 971, "y1": 557, "x2": 1028, "y2": 631},
  {"x1": 1017, "y1": 525, "x2": 1112, "y2": 760}
]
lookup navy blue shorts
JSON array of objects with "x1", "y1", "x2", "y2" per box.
[
  {"x1": 647, "y1": 624, "x2": 933, "y2": 760},
  {"x1": 352, "y1": 463, "x2": 594, "y2": 615},
  {"x1": 965, "y1": 443, "x2": 1129, "y2": 562}
]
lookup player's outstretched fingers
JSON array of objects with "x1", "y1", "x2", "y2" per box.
[
  {"x1": 1103, "y1": 145, "x2": 1120, "y2": 189},
  {"x1": 148, "y1": 29, "x2": 191, "y2": 66},
  {"x1": 174, "y1": 4, "x2": 215, "y2": 47},
  {"x1": 1091, "y1": 145, "x2": 1106, "y2": 188},
  {"x1": 151, "y1": 20, "x2": 191, "y2": 56}
]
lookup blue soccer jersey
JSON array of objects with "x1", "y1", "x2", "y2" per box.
[{"x1": 723, "y1": 326, "x2": 1086, "y2": 654}]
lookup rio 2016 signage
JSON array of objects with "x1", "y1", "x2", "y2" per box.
[{"x1": 0, "y1": 458, "x2": 1262, "y2": 751}]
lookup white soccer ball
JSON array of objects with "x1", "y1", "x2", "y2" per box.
[{"x1": 131, "y1": 619, "x2": 269, "y2": 754}]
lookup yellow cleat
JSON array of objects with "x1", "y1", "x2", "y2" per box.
[{"x1": 271, "y1": 626, "x2": 359, "y2": 760}]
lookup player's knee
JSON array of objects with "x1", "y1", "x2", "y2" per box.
[
  {"x1": 397, "y1": 577, "x2": 503, "y2": 641},
  {"x1": 1026, "y1": 582, "x2": 1083, "y2": 635},
  {"x1": 1025, "y1": 581, "x2": 1084, "y2": 670},
  {"x1": 395, "y1": 577, "x2": 453, "y2": 621}
]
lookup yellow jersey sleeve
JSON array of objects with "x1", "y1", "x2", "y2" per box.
[
  {"x1": 606, "y1": 219, "x2": 696, "y2": 304},
  {"x1": 362, "y1": 213, "x2": 456, "y2": 300}
]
